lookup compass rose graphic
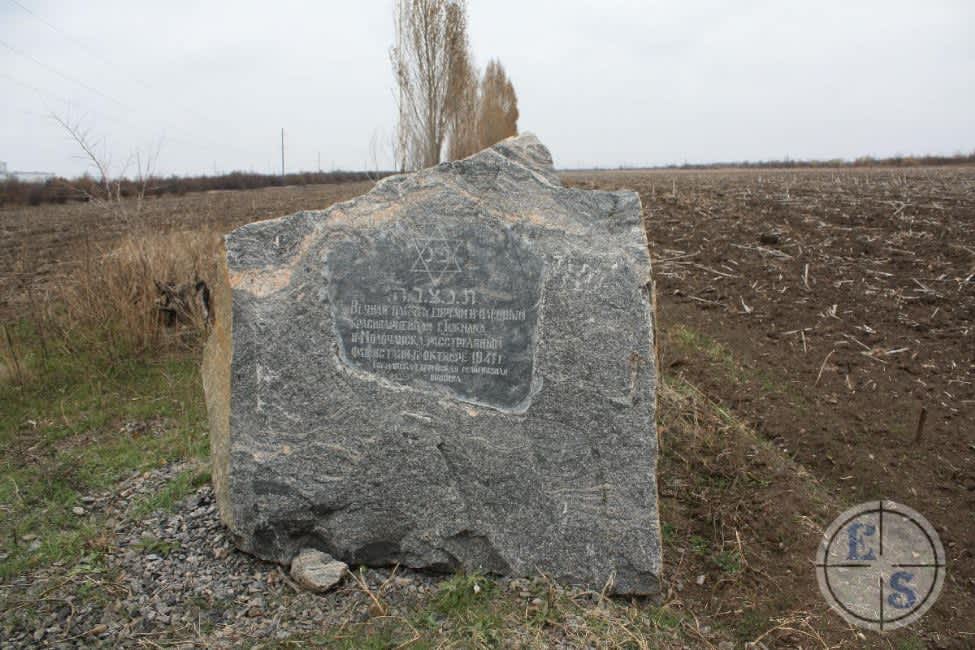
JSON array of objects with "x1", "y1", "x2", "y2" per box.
[{"x1": 816, "y1": 500, "x2": 945, "y2": 632}]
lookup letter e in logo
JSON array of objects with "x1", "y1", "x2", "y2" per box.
[{"x1": 847, "y1": 522, "x2": 877, "y2": 561}]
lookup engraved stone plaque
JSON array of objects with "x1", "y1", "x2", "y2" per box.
[{"x1": 327, "y1": 224, "x2": 543, "y2": 410}]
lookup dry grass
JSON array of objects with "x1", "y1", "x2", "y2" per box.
[
  {"x1": 1, "y1": 181, "x2": 370, "y2": 366},
  {"x1": 27, "y1": 228, "x2": 223, "y2": 362},
  {"x1": 0, "y1": 181, "x2": 374, "y2": 322}
]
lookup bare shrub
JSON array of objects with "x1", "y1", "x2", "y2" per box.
[{"x1": 50, "y1": 114, "x2": 162, "y2": 223}]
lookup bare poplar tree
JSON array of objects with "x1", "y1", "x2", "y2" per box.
[
  {"x1": 444, "y1": 3, "x2": 480, "y2": 160},
  {"x1": 391, "y1": 0, "x2": 469, "y2": 170},
  {"x1": 477, "y1": 59, "x2": 519, "y2": 149}
]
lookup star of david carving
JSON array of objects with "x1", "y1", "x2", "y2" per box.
[{"x1": 410, "y1": 230, "x2": 465, "y2": 284}]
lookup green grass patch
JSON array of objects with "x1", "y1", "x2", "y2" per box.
[
  {"x1": 307, "y1": 572, "x2": 696, "y2": 648},
  {"x1": 649, "y1": 605, "x2": 684, "y2": 630},
  {"x1": 433, "y1": 572, "x2": 496, "y2": 614},
  {"x1": 735, "y1": 609, "x2": 769, "y2": 641},
  {"x1": 668, "y1": 324, "x2": 794, "y2": 400},
  {"x1": 670, "y1": 324, "x2": 737, "y2": 374},
  {"x1": 0, "y1": 320, "x2": 208, "y2": 578},
  {"x1": 661, "y1": 522, "x2": 677, "y2": 542},
  {"x1": 689, "y1": 535, "x2": 710, "y2": 557},
  {"x1": 133, "y1": 535, "x2": 181, "y2": 557},
  {"x1": 429, "y1": 573, "x2": 504, "y2": 644},
  {"x1": 685, "y1": 530, "x2": 742, "y2": 575},
  {"x1": 131, "y1": 466, "x2": 211, "y2": 518},
  {"x1": 712, "y1": 549, "x2": 742, "y2": 574}
]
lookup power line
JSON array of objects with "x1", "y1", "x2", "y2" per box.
[
  {"x1": 0, "y1": 72, "x2": 127, "y2": 124},
  {"x1": 1, "y1": 72, "x2": 212, "y2": 154},
  {"x1": 0, "y1": 38, "x2": 128, "y2": 108},
  {"x1": 5, "y1": 0, "x2": 270, "y2": 164},
  {"x1": 7, "y1": 0, "x2": 232, "y2": 137},
  {"x1": 0, "y1": 49, "x2": 266, "y2": 166},
  {"x1": 8, "y1": 0, "x2": 112, "y2": 64}
]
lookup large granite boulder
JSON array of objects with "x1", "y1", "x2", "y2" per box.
[{"x1": 202, "y1": 134, "x2": 661, "y2": 595}]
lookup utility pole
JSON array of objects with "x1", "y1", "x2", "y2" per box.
[{"x1": 280, "y1": 128, "x2": 285, "y2": 178}]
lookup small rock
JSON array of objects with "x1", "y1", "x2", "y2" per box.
[
  {"x1": 759, "y1": 232, "x2": 781, "y2": 245},
  {"x1": 392, "y1": 575, "x2": 413, "y2": 588},
  {"x1": 289, "y1": 548, "x2": 347, "y2": 593},
  {"x1": 696, "y1": 574, "x2": 706, "y2": 586},
  {"x1": 72, "y1": 506, "x2": 86, "y2": 516},
  {"x1": 87, "y1": 623, "x2": 108, "y2": 637}
]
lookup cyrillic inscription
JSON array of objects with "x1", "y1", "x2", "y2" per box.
[{"x1": 327, "y1": 223, "x2": 543, "y2": 409}]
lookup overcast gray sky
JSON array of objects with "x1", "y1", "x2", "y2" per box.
[{"x1": 2, "y1": 1, "x2": 973, "y2": 177}]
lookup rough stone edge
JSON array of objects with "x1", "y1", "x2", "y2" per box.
[
  {"x1": 201, "y1": 240, "x2": 235, "y2": 535},
  {"x1": 225, "y1": 133, "x2": 560, "y2": 256}
]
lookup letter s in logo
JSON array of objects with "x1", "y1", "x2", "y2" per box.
[{"x1": 887, "y1": 572, "x2": 917, "y2": 610}]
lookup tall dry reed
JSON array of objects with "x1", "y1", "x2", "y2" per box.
[{"x1": 43, "y1": 227, "x2": 224, "y2": 358}]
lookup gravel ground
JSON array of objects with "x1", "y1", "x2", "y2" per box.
[{"x1": 0, "y1": 463, "x2": 447, "y2": 648}]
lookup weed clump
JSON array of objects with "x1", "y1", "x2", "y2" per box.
[{"x1": 40, "y1": 228, "x2": 223, "y2": 360}]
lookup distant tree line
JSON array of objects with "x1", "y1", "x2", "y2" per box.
[
  {"x1": 624, "y1": 152, "x2": 975, "y2": 172},
  {"x1": 391, "y1": 0, "x2": 519, "y2": 171},
  {"x1": 0, "y1": 169, "x2": 390, "y2": 208}
]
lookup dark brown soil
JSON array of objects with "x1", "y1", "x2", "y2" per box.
[{"x1": 567, "y1": 166, "x2": 975, "y2": 645}]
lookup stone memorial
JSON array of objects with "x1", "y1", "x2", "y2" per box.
[{"x1": 202, "y1": 134, "x2": 661, "y2": 595}]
